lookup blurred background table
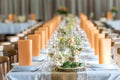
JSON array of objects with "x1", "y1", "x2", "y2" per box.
[
  {"x1": 104, "y1": 20, "x2": 120, "y2": 30},
  {"x1": 0, "y1": 21, "x2": 36, "y2": 34}
]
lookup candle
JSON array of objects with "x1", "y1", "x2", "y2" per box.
[
  {"x1": 99, "y1": 38, "x2": 111, "y2": 64},
  {"x1": 28, "y1": 34, "x2": 40, "y2": 56},
  {"x1": 18, "y1": 40, "x2": 32, "y2": 66}
]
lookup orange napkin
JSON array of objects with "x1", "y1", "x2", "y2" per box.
[
  {"x1": 48, "y1": 23, "x2": 54, "y2": 39},
  {"x1": 34, "y1": 31, "x2": 42, "y2": 50},
  {"x1": 94, "y1": 33, "x2": 105, "y2": 55},
  {"x1": 91, "y1": 29, "x2": 99, "y2": 49},
  {"x1": 18, "y1": 40, "x2": 32, "y2": 66},
  {"x1": 99, "y1": 38, "x2": 111, "y2": 64},
  {"x1": 39, "y1": 27, "x2": 47, "y2": 44},
  {"x1": 28, "y1": 34, "x2": 40, "y2": 56},
  {"x1": 30, "y1": 13, "x2": 36, "y2": 20},
  {"x1": 107, "y1": 11, "x2": 113, "y2": 20},
  {"x1": 89, "y1": 27, "x2": 97, "y2": 48},
  {"x1": 40, "y1": 30, "x2": 46, "y2": 49},
  {"x1": 8, "y1": 14, "x2": 14, "y2": 21}
]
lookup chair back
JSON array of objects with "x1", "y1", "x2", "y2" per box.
[{"x1": 0, "y1": 56, "x2": 9, "y2": 80}]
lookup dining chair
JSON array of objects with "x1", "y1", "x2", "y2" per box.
[
  {"x1": 0, "y1": 35, "x2": 5, "y2": 42},
  {"x1": 0, "y1": 56, "x2": 9, "y2": 80},
  {"x1": 3, "y1": 46, "x2": 17, "y2": 69},
  {"x1": 0, "y1": 42, "x2": 17, "y2": 69}
]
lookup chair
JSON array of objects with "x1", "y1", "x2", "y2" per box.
[
  {"x1": 0, "y1": 35, "x2": 5, "y2": 42},
  {"x1": 0, "y1": 42, "x2": 17, "y2": 69},
  {"x1": 0, "y1": 56, "x2": 9, "y2": 80},
  {"x1": 4, "y1": 49, "x2": 17, "y2": 69}
]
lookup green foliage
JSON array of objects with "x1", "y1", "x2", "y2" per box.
[
  {"x1": 111, "y1": 7, "x2": 118, "y2": 14},
  {"x1": 57, "y1": 6, "x2": 68, "y2": 15},
  {"x1": 61, "y1": 61, "x2": 83, "y2": 68}
]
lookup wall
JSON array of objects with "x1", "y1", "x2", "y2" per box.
[{"x1": 0, "y1": 0, "x2": 119, "y2": 21}]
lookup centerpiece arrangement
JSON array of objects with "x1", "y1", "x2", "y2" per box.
[
  {"x1": 51, "y1": 15, "x2": 84, "y2": 72},
  {"x1": 57, "y1": 6, "x2": 68, "y2": 15},
  {"x1": 110, "y1": 7, "x2": 118, "y2": 19}
]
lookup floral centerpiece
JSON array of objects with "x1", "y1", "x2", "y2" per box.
[
  {"x1": 110, "y1": 7, "x2": 118, "y2": 19},
  {"x1": 57, "y1": 6, "x2": 68, "y2": 15},
  {"x1": 57, "y1": 16, "x2": 83, "y2": 62},
  {"x1": 58, "y1": 35, "x2": 83, "y2": 61},
  {"x1": 52, "y1": 15, "x2": 84, "y2": 72},
  {"x1": 111, "y1": 7, "x2": 118, "y2": 14}
]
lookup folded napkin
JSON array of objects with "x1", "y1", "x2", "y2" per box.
[
  {"x1": 18, "y1": 40, "x2": 32, "y2": 66},
  {"x1": 107, "y1": 11, "x2": 113, "y2": 20},
  {"x1": 99, "y1": 38, "x2": 111, "y2": 64},
  {"x1": 28, "y1": 34, "x2": 40, "y2": 56},
  {"x1": 32, "y1": 54, "x2": 47, "y2": 62}
]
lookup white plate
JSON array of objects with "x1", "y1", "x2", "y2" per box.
[
  {"x1": 12, "y1": 62, "x2": 42, "y2": 71},
  {"x1": 32, "y1": 54, "x2": 47, "y2": 61}
]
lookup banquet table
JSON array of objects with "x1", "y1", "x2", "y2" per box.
[
  {"x1": 104, "y1": 20, "x2": 120, "y2": 30},
  {"x1": 5, "y1": 18, "x2": 120, "y2": 80},
  {"x1": 0, "y1": 21, "x2": 36, "y2": 34}
]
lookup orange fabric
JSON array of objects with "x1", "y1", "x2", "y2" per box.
[
  {"x1": 89, "y1": 27, "x2": 97, "y2": 48},
  {"x1": 94, "y1": 33, "x2": 105, "y2": 55},
  {"x1": 35, "y1": 30, "x2": 45, "y2": 49},
  {"x1": 28, "y1": 34, "x2": 40, "y2": 56},
  {"x1": 99, "y1": 38, "x2": 111, "y2": 64},
  {"x1": 34, "y1": 31, "x2": 42, "y2": 50},
  {"x1": 107, "y1": 11, "x2": 113, "y2": 20},
  {"x1": 18, "y1": 40, "x2": 32, "y2": 66},
  {"x1": 8, "y1": 14, "x2": 14, "y2": 21},
  {"x1": 91, "y1": 29, "x2": 99, "y2": 49},
  {"x1": 30, "y1": 13, "x2": 36, "y2": 20},
  {"x1": 40, "y1": 26, "x2": 48, "y2": 44}
]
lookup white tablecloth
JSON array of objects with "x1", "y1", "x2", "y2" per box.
[
  {"x1": 0, "y1": 22, "x2": 36, "y2": 34},
  {"x1": 5, "y1": 41, "x2": 120, "y2": 80},
  {"x1": 5, "y1": 18, "x2": 120, "y2": 80}
]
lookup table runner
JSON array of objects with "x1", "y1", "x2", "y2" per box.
[{"x1": 52, "y1": 72, "x2": 77, "y2": 80}]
